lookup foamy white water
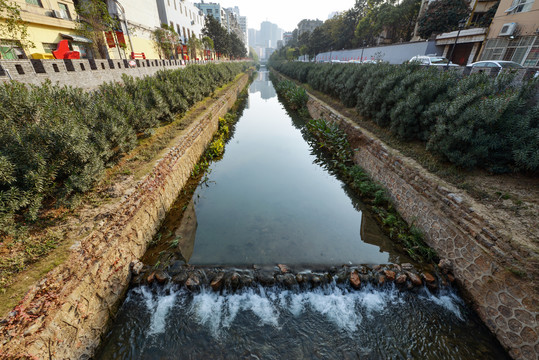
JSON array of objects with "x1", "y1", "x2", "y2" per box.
[
  {"x1": 136, "y1": 285, "x2": 179, "y2": 335},
  {"x1": 133, "y1": 284, "x2": 465, "y2": 338}
]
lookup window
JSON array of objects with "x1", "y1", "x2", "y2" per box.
[
  {"x1": 170, "y1": 21, "x2": 174, "y2": 29},
  {"x1": 174, "y1": 0, "x2": 176, "y2": 10},
  {"x1": 506, "y1": 0, "x2": 535, "y2": 13},
  {"x1": 25, "y1": 0, "x2": 42, "y2": 6},
  {"x1": 58, "y1": 3, "x2": 71, "y2": 19},
  {"x1": 481, "y1": 36, "x2": 537, "y2": 65},
  {"x1": 523, "y1": 37, "x2": 539, "y2": 67},
  {"x1": 207, "y1": 9, "x2": 212, "y2": 15},
  {"x1": 0, "y1": 42, "x2": 25, "y2": 59},
  {"x1": 183, "y1": 27, "x2": 186, "y2": 41},
  {"x1": 42, "y1": 43, "x2": 57, "y2": 54},
  {"x1": 177, "y1": 24, "x2": 181, "y2": 36}
]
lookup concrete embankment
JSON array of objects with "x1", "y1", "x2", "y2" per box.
[
  {"x1": 304, "y1": 91, "x2": 538, "y2": 360},
  {"x1": 0, "y1": 73, "x2": 250, "y2": 359}
]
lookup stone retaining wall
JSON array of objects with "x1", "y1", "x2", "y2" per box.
[
  {"x1": 0, "y1": 73, "x2": 250, "y2": 359},
  {"x1": 0, "y1": 58, "x2": 219, "y2": 90},
  {"x1": 306, "y1": 95, "x2": 538, "y2": 360}
]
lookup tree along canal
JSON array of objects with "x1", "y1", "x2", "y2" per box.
[{"x1": 96, "y1": 70, "x2": 509, "y2": 359}]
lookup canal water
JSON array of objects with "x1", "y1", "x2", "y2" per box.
[{"x1": 96, "y1": 70, "x2": 509, "y2": 359}]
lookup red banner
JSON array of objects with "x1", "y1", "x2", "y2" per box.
[
  {"x1": 105, "y1": 31, "x2": 115, "y2": 48},
  {"x1": 182, "y1": 45, "x2": 188, "y2": 53},
  {"x1": 115, "y1": 31, "x2": 126, "y2": 47}
]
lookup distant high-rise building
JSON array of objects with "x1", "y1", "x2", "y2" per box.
[
  {"x1": 248, "y1": 28, "x2": 257, "y2": 48},
  {"x1": 259, "y1": 21, "x2": 283, "y2": 48}
]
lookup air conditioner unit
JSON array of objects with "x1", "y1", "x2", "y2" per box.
[
  {"x1": 499, "y1": 22, "x2": 517, "y2": 36},
  {"x1": 191, "y1": 20, "x2": 195, "y2": 25}
]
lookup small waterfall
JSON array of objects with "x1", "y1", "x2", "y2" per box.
[
  {"x1": 98, "y1": 281, "x2": 509, "y2": 359},
  {"x1": 136, "y1": 285, "x2": 179, "y2": 335},
  {"x1": 131, "y1": 283, "x2": 464, "y2": 338}
]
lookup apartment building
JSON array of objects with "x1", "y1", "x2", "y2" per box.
[
  {"x1": 0, "y1": 0, "x2": 84, "y2": 59},
  {"x1": 195, "y1": 2, "x2": 225, "y2": 25},
  {"x1": 480, "y1": 0, "x2": 538, "y2": 66},
  {"x1": 432, "y1": 0, "x2": 498, "y2": 65}
]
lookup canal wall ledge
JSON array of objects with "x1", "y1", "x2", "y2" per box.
[
  {"x1": 0, "y1": 58, "x2": 217, "y2": 90},
  {"x1": 0, "y1": 73, "x2": 251, "y2": 359},
  {"x1": 305, "y1": 92, "x2": 538, "y2": 359}
]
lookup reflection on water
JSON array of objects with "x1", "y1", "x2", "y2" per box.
[
  {"x1": 181, "y1": 70, "x2": 409, "y2": 266},
  {"x1": 249, "y1": 71, "x2": 277, "y2": 100},
  {"x1": 97, "y1": 284, "x2": 510, "y2": 360}
]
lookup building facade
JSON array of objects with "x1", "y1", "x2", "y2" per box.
[
  {"x1": 480, "y1": 0, "x2": 539, "y2": 66},
  {"x1": 195, "y1": 2, "x2": 225, "y2": 25},
  {"x1": 156, "y1": 0, "x2": 205, "y2": 44},
  {"x1": 425, "y1": 0, "x2": 498, "y2": 65},
  {"x1": 106, "y1": 0, "x2": 161, "y2": 59},
  {"x1": 0, "y1": 0, "x2": 83, "y2": 59},
  {"x1": 223, "y1": 8, "x2": 243, "y2": 41}
]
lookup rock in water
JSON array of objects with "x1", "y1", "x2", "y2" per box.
[
  {"x1": 185, "y1": 275, "x2": 200, "y2": 290},
  {"x1": 130, "y1": 260, "x2": 144, "y2": 275},
  {"x1": 350, "y1": 270, "x2": 361, "y2": 289},
  {"x1": 277, "y1": 264, "x2": 290, "y2": 273},
  {"x1": 395, "y1": 274, "x2": 407, "y2": 284},
  {"x1": 154, "y1": 271, "x2": 168, "y2": 283},
  {"x1": 422, "y1": 272, "x2": 435, "y2": 283},
  {"x1": 408, "y1": 272, "x2": 422, "y2": 286},
  {"x1": 384, "y1": 270, "x2": 396, "y2": 281},
  {"x1": 210, "y1": 273, "x2": 224, "y2": 291}
]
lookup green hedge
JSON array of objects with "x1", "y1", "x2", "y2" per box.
[
  {"x1": 270, "y1": 61, "x2": 539, "y2": 174},
  {"x1": 0, "y1": 62, "x2": 252, "y2": 233}
]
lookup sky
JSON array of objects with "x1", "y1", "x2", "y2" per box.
[{"x1": 216, "y1": 0, "x2": 358, "y2": 32}]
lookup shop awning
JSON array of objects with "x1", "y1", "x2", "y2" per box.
[{"x1": 60, "y1": 33, "x2": 93, "y2": 43}]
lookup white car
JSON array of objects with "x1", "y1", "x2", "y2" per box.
[
  {"x1": 468, "y1": 60, "x2": 524, "y2": 69},
  {"x1": 409, "y1": 55, "x2": 459, "y2": 67}
]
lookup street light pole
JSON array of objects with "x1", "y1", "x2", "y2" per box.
[
  {"x1": 446, "y1": 19, "x2": 466, "y2": 70},
  {"x1": 360, "y1": 40, "x2": 366, "y2": 63}
]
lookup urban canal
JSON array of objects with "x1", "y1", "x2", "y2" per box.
[{"x1": 96, "y1": 70, "x2": 509, "y2": 359}]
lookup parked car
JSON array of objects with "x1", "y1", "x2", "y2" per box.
[
  {"x1": 409, "y1": 55, "x2": 459, "y2": 67},
  {"x1": 467, "y1": 60, "x2": 524, "y2": 69}
]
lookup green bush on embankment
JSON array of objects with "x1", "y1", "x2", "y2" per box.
[
  {"x1": 270, "y1": 61, "x2": 539, "y2": 174},
  {"x1": 0, "y1": 62, "x2": 252, "y2": 234}
]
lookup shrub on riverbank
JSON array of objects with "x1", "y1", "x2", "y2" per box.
[
  {"x1": 0, "y1": 62, "x2": 252, "y2": 235},
  {"x1": 270, "y1": 61, "x2": 539, "y2": 174}
]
